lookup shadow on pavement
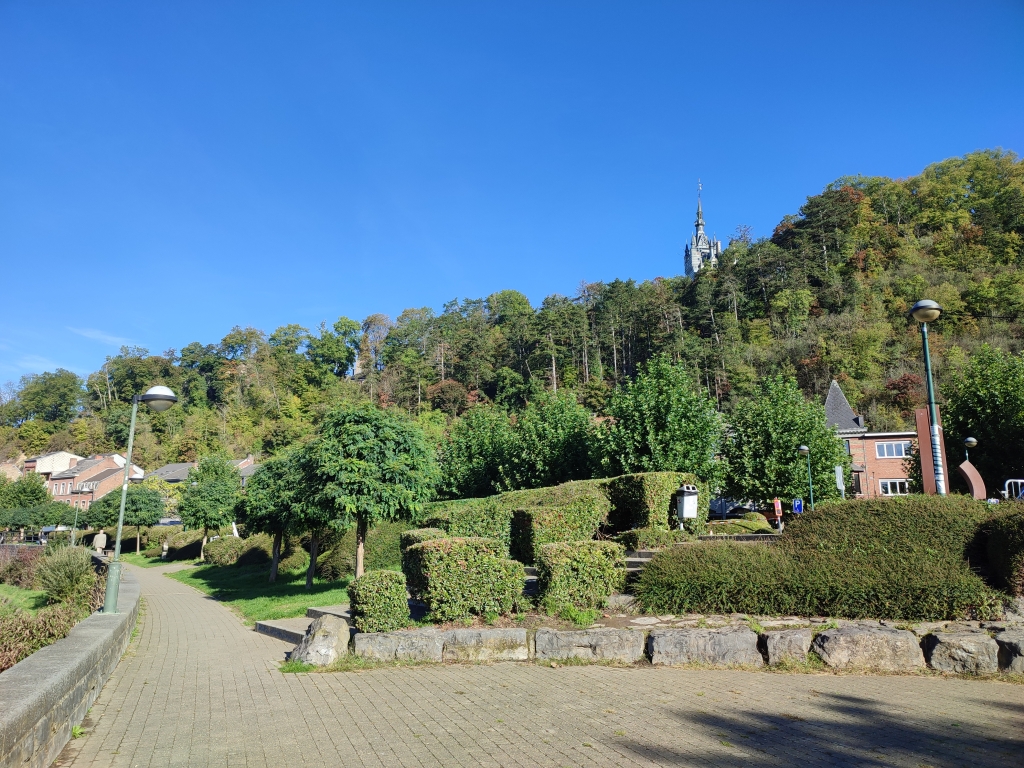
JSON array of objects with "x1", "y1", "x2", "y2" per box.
[{"x1": 618, "y1": 689, "x2": 1024, "y2": 767}]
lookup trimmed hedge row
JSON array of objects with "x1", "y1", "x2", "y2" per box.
[
  {"x1": 616, "y1": 528, "x2": 693, "y2": 551},
  {"x1": 348, "y1": 570, "x2": 410, "y2": 632},
  {"x1": 423, "y1": 472, "x2": 707, "y2": 562},
  {"x1": 987, "y1": 503, "x2": 1024, "y2": 596},
  {"x1": 402, "y1": 537, "x2": 524, "y2": 621},
  {"x1": 637, "y1": 495, "x2": 1005, "y2": 621},
  {"x1": 536, "y1": 541, "x2": 625, "y2": 613},
  {"x1": 316, "y1": 521, "x2": 414, "y2": 581},
  {"x1": 510, "y1": 499, "x2": 606, "y2": 564}
]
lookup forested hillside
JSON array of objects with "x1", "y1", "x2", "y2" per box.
[{"x1": 2, "y1": 149, "x2": 1023, "y2": 485}]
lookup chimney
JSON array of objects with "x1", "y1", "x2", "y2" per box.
[{"x1": 69, "y1": 458, "x2": 78, "y2": 467}]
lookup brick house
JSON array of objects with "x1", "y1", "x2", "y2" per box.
[
  {"x1": 23, "y1": 451, "x2": 84, "y2": 482},
  {"x1": 47, "y1": 454, "x2": 145, "y2": 510},
  {"x1": 825, "y1": 380, "x2": 916, "y2": 498}
]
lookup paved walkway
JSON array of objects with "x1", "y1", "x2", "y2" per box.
[{"x1": 56, "y1": 563, "x2": 1024, "y2": 768}]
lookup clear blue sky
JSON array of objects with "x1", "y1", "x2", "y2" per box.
[{"x1": 2, "y1": 1, "x2": 1023, "y2": 381}]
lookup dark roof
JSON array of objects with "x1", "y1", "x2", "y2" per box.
[
  {"x1": 824, "y1": 380, "x2": 866, "y2": 434},
  {"x1": 51, "y1": 457, "x2": 106, "y2": 479},
  {"x1": 239, "y1": 463, "x2": 260, "y2": 478},
  {"x1": 146, "y1": 462, "x2": 196, "y2": 483},
  {"x1": 76, "y1": 467, "x2": 122, "y2": 491}
]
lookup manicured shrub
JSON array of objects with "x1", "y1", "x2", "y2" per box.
[
  {"x1": 616, "y1": 527, "x2": 692, "y2": 551},
  {"x1": 204, "y1": 536, "x2": 246, "y2": 566},
  {"x1": 706, "y1": 518, "x2": 774, "y2": 535},
  {"x1": 636, "y1": 495, "x2": 1004, "y2": 621},
  {"x1": 277, "y1": 545, "x2": 309, "y2": 573},
  {"x1": 348, "y1": 570, "x2": 410, "y2": 633},
  {"x1": 36, "y1": 546, "x2": 96, "y2": 605},
  {"x1": 605, "y1": 472, "x2": 709, "y2": 534},
  {"x1": 0, "y1": 547, "x2": 43, "y2": 589},
  {"x1": 421, "y1": 497, "x2": 512, "y2": 554},
  {"x1": 164, "y1": 529, "x2": 205, "y2": 561},
  {"x1": 400, "y1": 528, "x2": 446, "y2": 550},
  {"x1": 510, "y1": 498, "x2": 606, "y2": 564},
  {"x1": 536, "y1": 541, "x2": 626, "y2": 613},
  {"x1": 315, "y1": 521, "x2": 417, "y2": 582},
  {"x1": 403, "y1": 537, "x2": 524, "y2": 621},
  {"x1": 987, "y1": 503, "x2": 1024, "y2": 596}
]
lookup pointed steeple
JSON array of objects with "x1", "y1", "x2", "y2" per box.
[{"x1": 695, "y1": 179, "x2": 705, "y2": 231}]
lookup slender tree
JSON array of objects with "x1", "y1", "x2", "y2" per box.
[
  {"x1": 239, "y1": 451, "x2": 304, "y2": 582},
  {"x1": 178, "y1": 456, "x2": 241, "y2": 561},
  {"x1": 88, "y1": 486, "x2": 164, "y2": 552}
]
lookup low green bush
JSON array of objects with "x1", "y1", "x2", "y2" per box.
[
  {"x1": 536, "y1": 541, "x2": 625, "y2": 614},
  {"x1": 421, "y1": 497, "x2": 512, "y2": 554},
  {"x1": 204, "y1": 536, "x2": 246, "y2": 566},
  {"x1": 616, "y1": 528, "x2": 693, "y2": 550},
  {"x1": 400, "y1": 528, "x2": 446, "y2": 550},
  {"x1": 0, "y1": 547, "x2": 43, "y2": 589},
  {"x1": 36, "y1": 546, "x2": 96, "y2": 605},
  {"x1": 315, "y1": 521, "x2": 415, "y2": 582},
  {"x1": 164, "y1": 529, "x2": 205, "y2": 561},
  {"x1": 605, "y1": 472, "x2": 708, "y2": 534},
  {"x1": 0, "y1": 602, "x2": 83, "y2": 673},
  {"x1": 706, "y1": 518, "x2": 774, "y2": 535},
  {"x1": 348, "y1": 570, "x2": 410, "y2": 633},
  {"x1": 510, "y1": 499, "x2": 606, "y2": 564},
  {"x1": 637, "y1": 495, "x2": 1004, "y2": 621},
  {"x1": 277, "y1": 545, "x2": 309, "y2": 573},
  {"x1": 403, "y1": 537, "x2": 524, "y2": 621},
  {"x1": 987, "y1": 503, "x2": 1024, "y2": 596}
]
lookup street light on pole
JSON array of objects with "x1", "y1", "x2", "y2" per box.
[
  {"x1": 102, "y1": 385, "x2": 178, "y2": 614},
  {"x1": 910, "y1": 299, "x2": 946, "y2": 496},
  {"x1": 964, "y1": 436, "x2": 977, "y2": 462},
  {"x1": 798, "y1": 445, "x2": 814, "y2": 512}
]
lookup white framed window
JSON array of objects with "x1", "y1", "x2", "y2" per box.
[
  {"x1": 844, "y1": 440, "x2": 852, "y2": 455},
  {"x1": 876, "y1": 441, "x2": 912, "y2": 459},
  {"x1": 879, "y1": 479, "x2": 909, "y2": 496}
]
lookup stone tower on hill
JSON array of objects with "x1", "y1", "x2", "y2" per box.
[{"x1": 684, "y1": 183, "x2": 722, "y2": 278}]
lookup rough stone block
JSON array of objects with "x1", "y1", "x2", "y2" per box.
[
  {"x1": 812, "y1": 626, "x2": 925, "y2": 671},
  {"x1": 534, "y1": 628, "x2": 645, "y2": 662},
  {"x1": 291, "y1": 615, "x2": 350, "y2": 666},
  {"x1": 442, "y1": 629, "x2": 529, "y2": 662},
  {"x1": 353, "y1": 629, "x2": 443, "y2": 662},
  {"x1": 922, "y1": 631, "x2": 999, "y2": 674},
  {"x1": 995, "y1": 630, "x2": 1024, "y2": 673},
  {"x1": 648, "y1": 627, "x2": 763, "y2": 667},
  {"x1": 761, "y1": 628, "x2": 812, "y2": 665}
]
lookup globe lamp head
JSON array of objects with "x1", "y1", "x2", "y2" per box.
[
  {"x1": 141, "y1": 385, "x2": 178, "y2": 412},
  {"x1": 910, "y1": 299, "x2": 942, "y2": 323}
]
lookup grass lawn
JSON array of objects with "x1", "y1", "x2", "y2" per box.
[
  {"x1": 0, "y1": 583, "x2": 49, "y2": 614},
  {"x1": 166, "y1": 564, "x2": 350, "y2": 625},
  {"x1": 119, "y1": 552, "x2": 172, "y2": 568}
]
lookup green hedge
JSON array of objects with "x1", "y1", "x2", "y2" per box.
[
  {"x1": 988, "y1": 503, "x2": 1024, "y2": 596},
  {"x1": 637, "y1": 495, "x2": 1004, "y2": 621},
  {"x1": 706, "y1": 518, "x2": 774, "y2": 535},
  {"x1": 402, "y1": 537, "x2": 524, "y2": 621},
  {"x1": 399, "y1": 528, "x2": 446, "y2": 588},
  {"x1": 536, "y1": 541, "x2": 625, "y2": 613},
  {"x1": 616, "y1": 528, "x2": 693, "y2": 551},
  {"x1": 315, "y1": 521, "x2": 414, "y2": 582},
  {"x1": 510, "y1": 499, "x2": 606, "y2": 564},
  {"x1": 348, "y1": 570, "x2": 410, "y2": 632},
  {"x1": 204, "y1": 536, "x2": 246, "y2": 566},
  {"x1": 605, "y1": 472, "x2": 709, "y2": 534},
  {"x1": 421, "y1": 497, "x2": 512, "y2": 554}
]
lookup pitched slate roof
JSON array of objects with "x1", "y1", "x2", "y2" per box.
[
  {"x1": 824, "y1": 380, "x2": 866, "y2": 434},
  {"x1": 146, "y1": 462, "x2": 197, "y2": 483}
]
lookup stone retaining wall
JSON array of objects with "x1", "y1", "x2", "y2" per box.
[
  {"x1": 336, "y1": 621, "x2": 1024, "y2": 674},
  {"x1": 0, "y1": 571, "x2": 141, "y2": 768}
]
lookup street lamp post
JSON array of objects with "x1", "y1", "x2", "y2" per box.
[
  {"x1": 798, "y1": 445, "x2": 814, "y2": 512},
  {"x1": 910, "y1": 299, "x2": 946, "y2": 496},
  {"x1": 102, "y1": 385, "x2": 178, "y2": 614},
  {"x1": 964, "y1": 436, "x2": 977, "y2": 462}
]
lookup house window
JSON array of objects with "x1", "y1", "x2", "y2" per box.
[
  {"x1": 876, "y1": 441, "x2": 912, "y2": 459},
  {"x1": 844, "y1": 440, "x2": 851, "y2": 455},
  {"x1": 879, "y1": 479, "x2": 909, "y2": 496}
]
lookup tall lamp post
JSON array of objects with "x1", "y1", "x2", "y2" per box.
[
  {"x1": 798, "y1": 445, "x2": 814, "y2": 512},
  {"x1": 102, "y1": 385, "x2": 178, "y2": 614},
  {"x1": 910, "y1": 299, "x2": 946, "y2": 496}
]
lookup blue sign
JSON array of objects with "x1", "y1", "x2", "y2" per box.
[{"x1": 793, "y1": 498, "x2": 804, "y2": 514}]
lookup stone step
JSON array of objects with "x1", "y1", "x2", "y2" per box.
[
  {"x1": 307, "y1": 604, "x2": 351, "y2": 621},
  {"x1": 254, "y1": 617, "x2": 312, "y2": 645}
]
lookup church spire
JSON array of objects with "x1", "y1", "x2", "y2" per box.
[{"x1": 695, "y1": 179, "x2": 705, "y2": 231}]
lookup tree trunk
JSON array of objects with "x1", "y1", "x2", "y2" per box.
[
  {"x1": 355, "y1": 516, "x2": 368, "y2": 578},
  {"x1": 305, "y1": 532, "x2": 319, "y2": 590},
  {"x1": 269, "y1": 531, "x2": 282, "y2": 583},
  {"x1": 136, "y1": 525, "x2": 141, "y2": 554},
  {"x1": 200, "y1": 527, "x2": 208, "y2": 562}
]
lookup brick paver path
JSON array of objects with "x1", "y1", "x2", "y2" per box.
[{"x1": 56, "y1": 563, "x2": 1024, "y2": 767}]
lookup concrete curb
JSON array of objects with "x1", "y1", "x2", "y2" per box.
[{"x1": 0, "y1": 570, "x2": 141, "y2": 768}]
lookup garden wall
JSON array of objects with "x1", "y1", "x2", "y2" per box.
[{"x1": 0, "y1": 569, "x2": 141, "y2": 768}]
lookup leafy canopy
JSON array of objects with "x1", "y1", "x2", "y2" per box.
[
  {"x1": 240, "y1": 451, "x2": 305, "y2": 536},
  {"x1": 602, "y1": 355, "x2": 726, "y2": 489},
  {"x1": 298, "y1": 403, "x2": 438, "y2": 530},
  {"x1": 178, "y1": 456, "x2": 241, "y2": 532},
  {"x1": 86, "y1": 485, "x2": 164, "y2": 529},
  {"x1": 725, "y1": 376, "x2": 849, "y2": 505}
]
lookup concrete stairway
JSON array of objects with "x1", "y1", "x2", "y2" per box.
[{"x1": 255, "y1": 604, "x2": 351, "y2": 644}]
